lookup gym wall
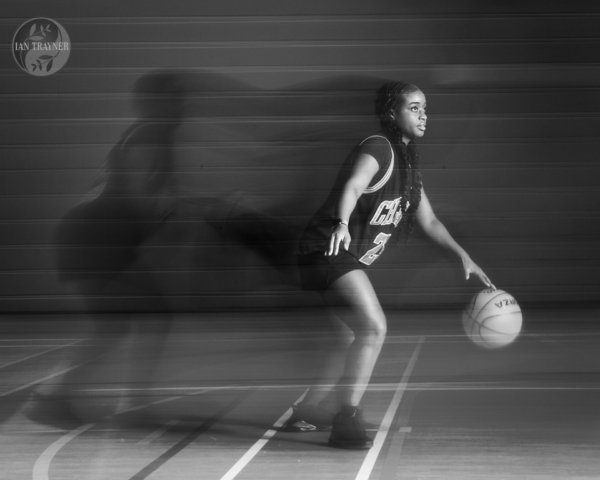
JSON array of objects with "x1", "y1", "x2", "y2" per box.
[{"x1": 1, "y1": 0, "x2": 599, "y2": 312}]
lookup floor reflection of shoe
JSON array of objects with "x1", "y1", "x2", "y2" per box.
[
  {"x1": 281, "y1": 402, "x2": 334, "y2": 432},
  {"x1": 23, "y1": 392, "x2": 83, "y2": 429},
  {"x1": 328, "y1": 406, "x2": 373, "y2": 449}
]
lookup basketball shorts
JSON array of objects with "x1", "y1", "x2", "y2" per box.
[{"x1": 297, "y1": 250, "x2": 365, "y2": 292}]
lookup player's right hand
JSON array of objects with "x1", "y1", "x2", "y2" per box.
[{"x1": 326, "y1": 224, "x2": 351, "y2": 256}]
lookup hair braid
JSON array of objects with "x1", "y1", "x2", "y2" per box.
[{"x1": 375, "y1": 81, "x2": 423, "y2": 240}]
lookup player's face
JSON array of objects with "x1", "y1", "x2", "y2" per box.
[{"x1": 393, "y1": 90, "x2": 427, "y2": 144}]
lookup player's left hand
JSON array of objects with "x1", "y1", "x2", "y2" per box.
[{"x1": 461, "y1": 255, "x2": 495, "y2": 289}]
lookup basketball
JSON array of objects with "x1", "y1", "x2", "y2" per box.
[{"x1": 462, "y1": 288, "x2": 522, "y2": 349}]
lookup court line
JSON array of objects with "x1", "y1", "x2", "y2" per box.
[
  {"x1": 218, "y1": 339, "x2": 424, "y2": 480},
  {"x1": 31, "y1": 389, "x2": 217, "y2": 480},
  {"x1": 78, "y1": 382, "x2": 600, "y2": 394},
  {"x1": 127, "y1": 391, "x2": 252, "y2": 480},
  {"x1": 354, "y1": 336, "x2": 424, "y2": 480},
  {"x1": 0, "y1": 363, "x2": 83, "y2": 397},
  {"x1": 218, "y1": 390, "x2": 307, "y2": 480},
  {"x1": 0, "y1": 338, "x2": 84, "y2": 342},
  {"x1": 137, "y1": 419, "x2": 181, "y2": 446},
  {"x1": 376, "y1": 385, "x2": 421, "y2": 480},
  {"x1": 0, "y1": 340, "x2": 81, "y2": 371},
  {"x1": 32, "y1": 423, "x2": 96, "y2": 480}
]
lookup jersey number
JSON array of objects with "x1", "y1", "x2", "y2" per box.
[{"x1": 359, "y1": 232, "x2": 392, "y2": 266}]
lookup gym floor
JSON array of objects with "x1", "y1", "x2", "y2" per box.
[{"x1": 2, "y1": 307, "x2": 599, "y2": 480}]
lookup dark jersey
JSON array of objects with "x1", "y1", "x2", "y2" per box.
[
  {"x1": 54, "y1": 123, "x2": 176, "y2": 283},
  {"x1": 299, "y1": 134, "x2": 414, "y2": 266}
]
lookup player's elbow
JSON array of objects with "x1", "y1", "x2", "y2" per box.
[
  {"x1": 420, "y1": 216, "x2": 444, "y2": 238},
  {"x1": 343, "y1": 183, "x2": 365, "y2": 205}
]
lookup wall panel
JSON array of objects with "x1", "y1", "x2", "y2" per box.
[{"x1": 1, "y1": 1, "x2": 599, "y2": 312}]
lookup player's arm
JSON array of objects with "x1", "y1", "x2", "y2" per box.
[
  {"x1": 326, "y1": 153, "x2": 379, "y2": 256},
  {"x1": 415, "y1": 188, "x2": 495, "y2": 288}
]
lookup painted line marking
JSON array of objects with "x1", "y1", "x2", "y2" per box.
[
  {"x1": 0, "y1": 340, "x2": 81, "y2": 370},
  {"x1": 32, "y1": 423, "x2": 95, "y2": 480},
  {"x1": 128, "y1": 392, "x2": 251, "y2": 480},
  {"x1": 137, "y1": 419, "x2": 181, "y2": 445},
  {"x1": 0, "y1": 338, "x2": 83, "y2": 342},
  {"x1": 76, "y1": 382, "x2": 600, "y2": 393},
  {"x1": 115, "y1": 395, "x2": 186, "y2": 415},
  {"x1": 30, "y1": 388, "x2": 218, "y2": 480},
  {"x1": 1, "y1": 363, "x2": 83, "y2": 397},
  {"x1": 218, "y1": 390, "x2": 307, "y2": 480},
  {"x1": 354, "y1": 336, "x2": 424, "y2": 480}
]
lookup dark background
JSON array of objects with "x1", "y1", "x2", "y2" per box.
[{"x1": 1, "y1": 0, "x2": 599, "y2": 313}]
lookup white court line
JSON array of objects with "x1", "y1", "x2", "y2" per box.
[
  {"x1": 218, "y1": 390, "x2": 307, "y2": 480},
  {"x1": 0, "y1": 363, "x2": 83, "y2": 397},
  {"x1": 354, "y1": 336, "x2": 424, "y2": 480},
  {"x1": 31, "y1": 388, "x2": 216, "y2": 480},
  {"x1": 218, "y1": 338, "x2": 424, "y2": 480},
  {"x1": 0, "y1": 338, "x2": 84, "y2": 342},
  {"x1": 0, "y1": 341, "x2": 81, "y2": 371},
  {"x1": 32, "y1": 423, "x2": 95, "y2": 480}
]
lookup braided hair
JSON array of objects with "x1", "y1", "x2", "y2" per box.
[{"x1": 375, "y1": 81, "x2": 423, "y2": 239}]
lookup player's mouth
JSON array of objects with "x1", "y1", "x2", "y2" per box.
[{"x1": 417, "y1": 124, "x2": 426, "y2": 132}]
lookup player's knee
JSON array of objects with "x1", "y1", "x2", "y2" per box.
[
  {"x1": 357, "y1": 315, "x2": 387, "y2": 343},
  {"x1": 337, "y1": 327, "x2": 355, "y2": 349}
]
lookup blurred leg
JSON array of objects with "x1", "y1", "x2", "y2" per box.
[
  {"x1": 324, "y1": 269, "x2": 387, "y2": 408},
  {"x1": 322, "y1": 269, "x2": 386, "y2": 449},
  {"x1": 300, "y1": 315, "x2": 354, "y2": 407}
]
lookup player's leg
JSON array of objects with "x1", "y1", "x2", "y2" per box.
[
  {"x1": 282, "y1": 315, "x2": 353, "y2": 432},
  {"x1": 323, "y1": 268, "x2": 387, "y2": 448},
  {"x1": 302, "y1": 315, "x2": 354, "y2": 405},
  {"x1": 325, "y1": 269, "x2": 387, "y2": 407}
]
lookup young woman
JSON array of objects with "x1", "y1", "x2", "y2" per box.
[
  {"x1": 287, "y1": 82, "x2": 494, "y2": 449},
  {"x1": 26, "y1": 71, "x2": 185, "y2": 426}
]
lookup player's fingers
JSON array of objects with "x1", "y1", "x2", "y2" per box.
[
  {"x1": 325, "y1": 235, "x2": 336, "y2": 256},
  {"x1": 480, "y1": 273, "x2": 493, "y2": 288},
  {"x1": 343, "y1": 235, "x2": 351, "y2": 251},
  {"x1": 333, "y1": 234, "x2": 342, "y2": 255}
]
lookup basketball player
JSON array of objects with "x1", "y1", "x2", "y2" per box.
[
  {"x1": 286, "y1": 82, "x2": 495, "y2": 449},
  {"x1": 25, "y1": 71, "x2": 185, "y2": 426}
]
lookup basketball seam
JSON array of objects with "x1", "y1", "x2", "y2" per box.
[
  {"x1": 464, "y1": 311, "x2": 479, "y2": 339},
  {"x1": 478, "y1": 312, "x2": 522, "y2": 335},
  {"x1": 479, "y1": 328, "x2": 519, "y2": 339},
  {"x1": 467, "y1": 295, "x2": 477, "y2": 317},
  {"x1": 473, "y1": 291, "x2": 510, "y2": 318},
  {"x1": 464, "y1": 306, "x2": 521, "y2": 348}
]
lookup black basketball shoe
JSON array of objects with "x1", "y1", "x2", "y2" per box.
[{"x1": 328, "y1": 406, "x2": 373, "y2": 449}]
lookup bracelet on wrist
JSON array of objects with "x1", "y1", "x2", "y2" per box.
[{"x1": 333, "y1": 218, "x2": 348, "y2": 227}]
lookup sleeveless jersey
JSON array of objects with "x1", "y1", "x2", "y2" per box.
[{"x1": 299, "y1": 134, "x2": 413, "y2": 266}]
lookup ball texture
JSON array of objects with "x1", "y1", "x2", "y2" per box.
[{"x1": 462, "y1": 288, "x2": 522, "y2": 349}]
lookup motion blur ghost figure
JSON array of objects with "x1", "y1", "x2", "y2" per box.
[{"x1": 25, "y1": 70, "x2": 186, "y2": 426}]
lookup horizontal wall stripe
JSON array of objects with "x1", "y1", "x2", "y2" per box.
[{"x1": 1, "y1": 2, "x2": 599, "y2": 311}]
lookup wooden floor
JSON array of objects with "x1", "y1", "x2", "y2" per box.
[{"x1": 1, "y1": 307, "x2": 599, "y2": 480}]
